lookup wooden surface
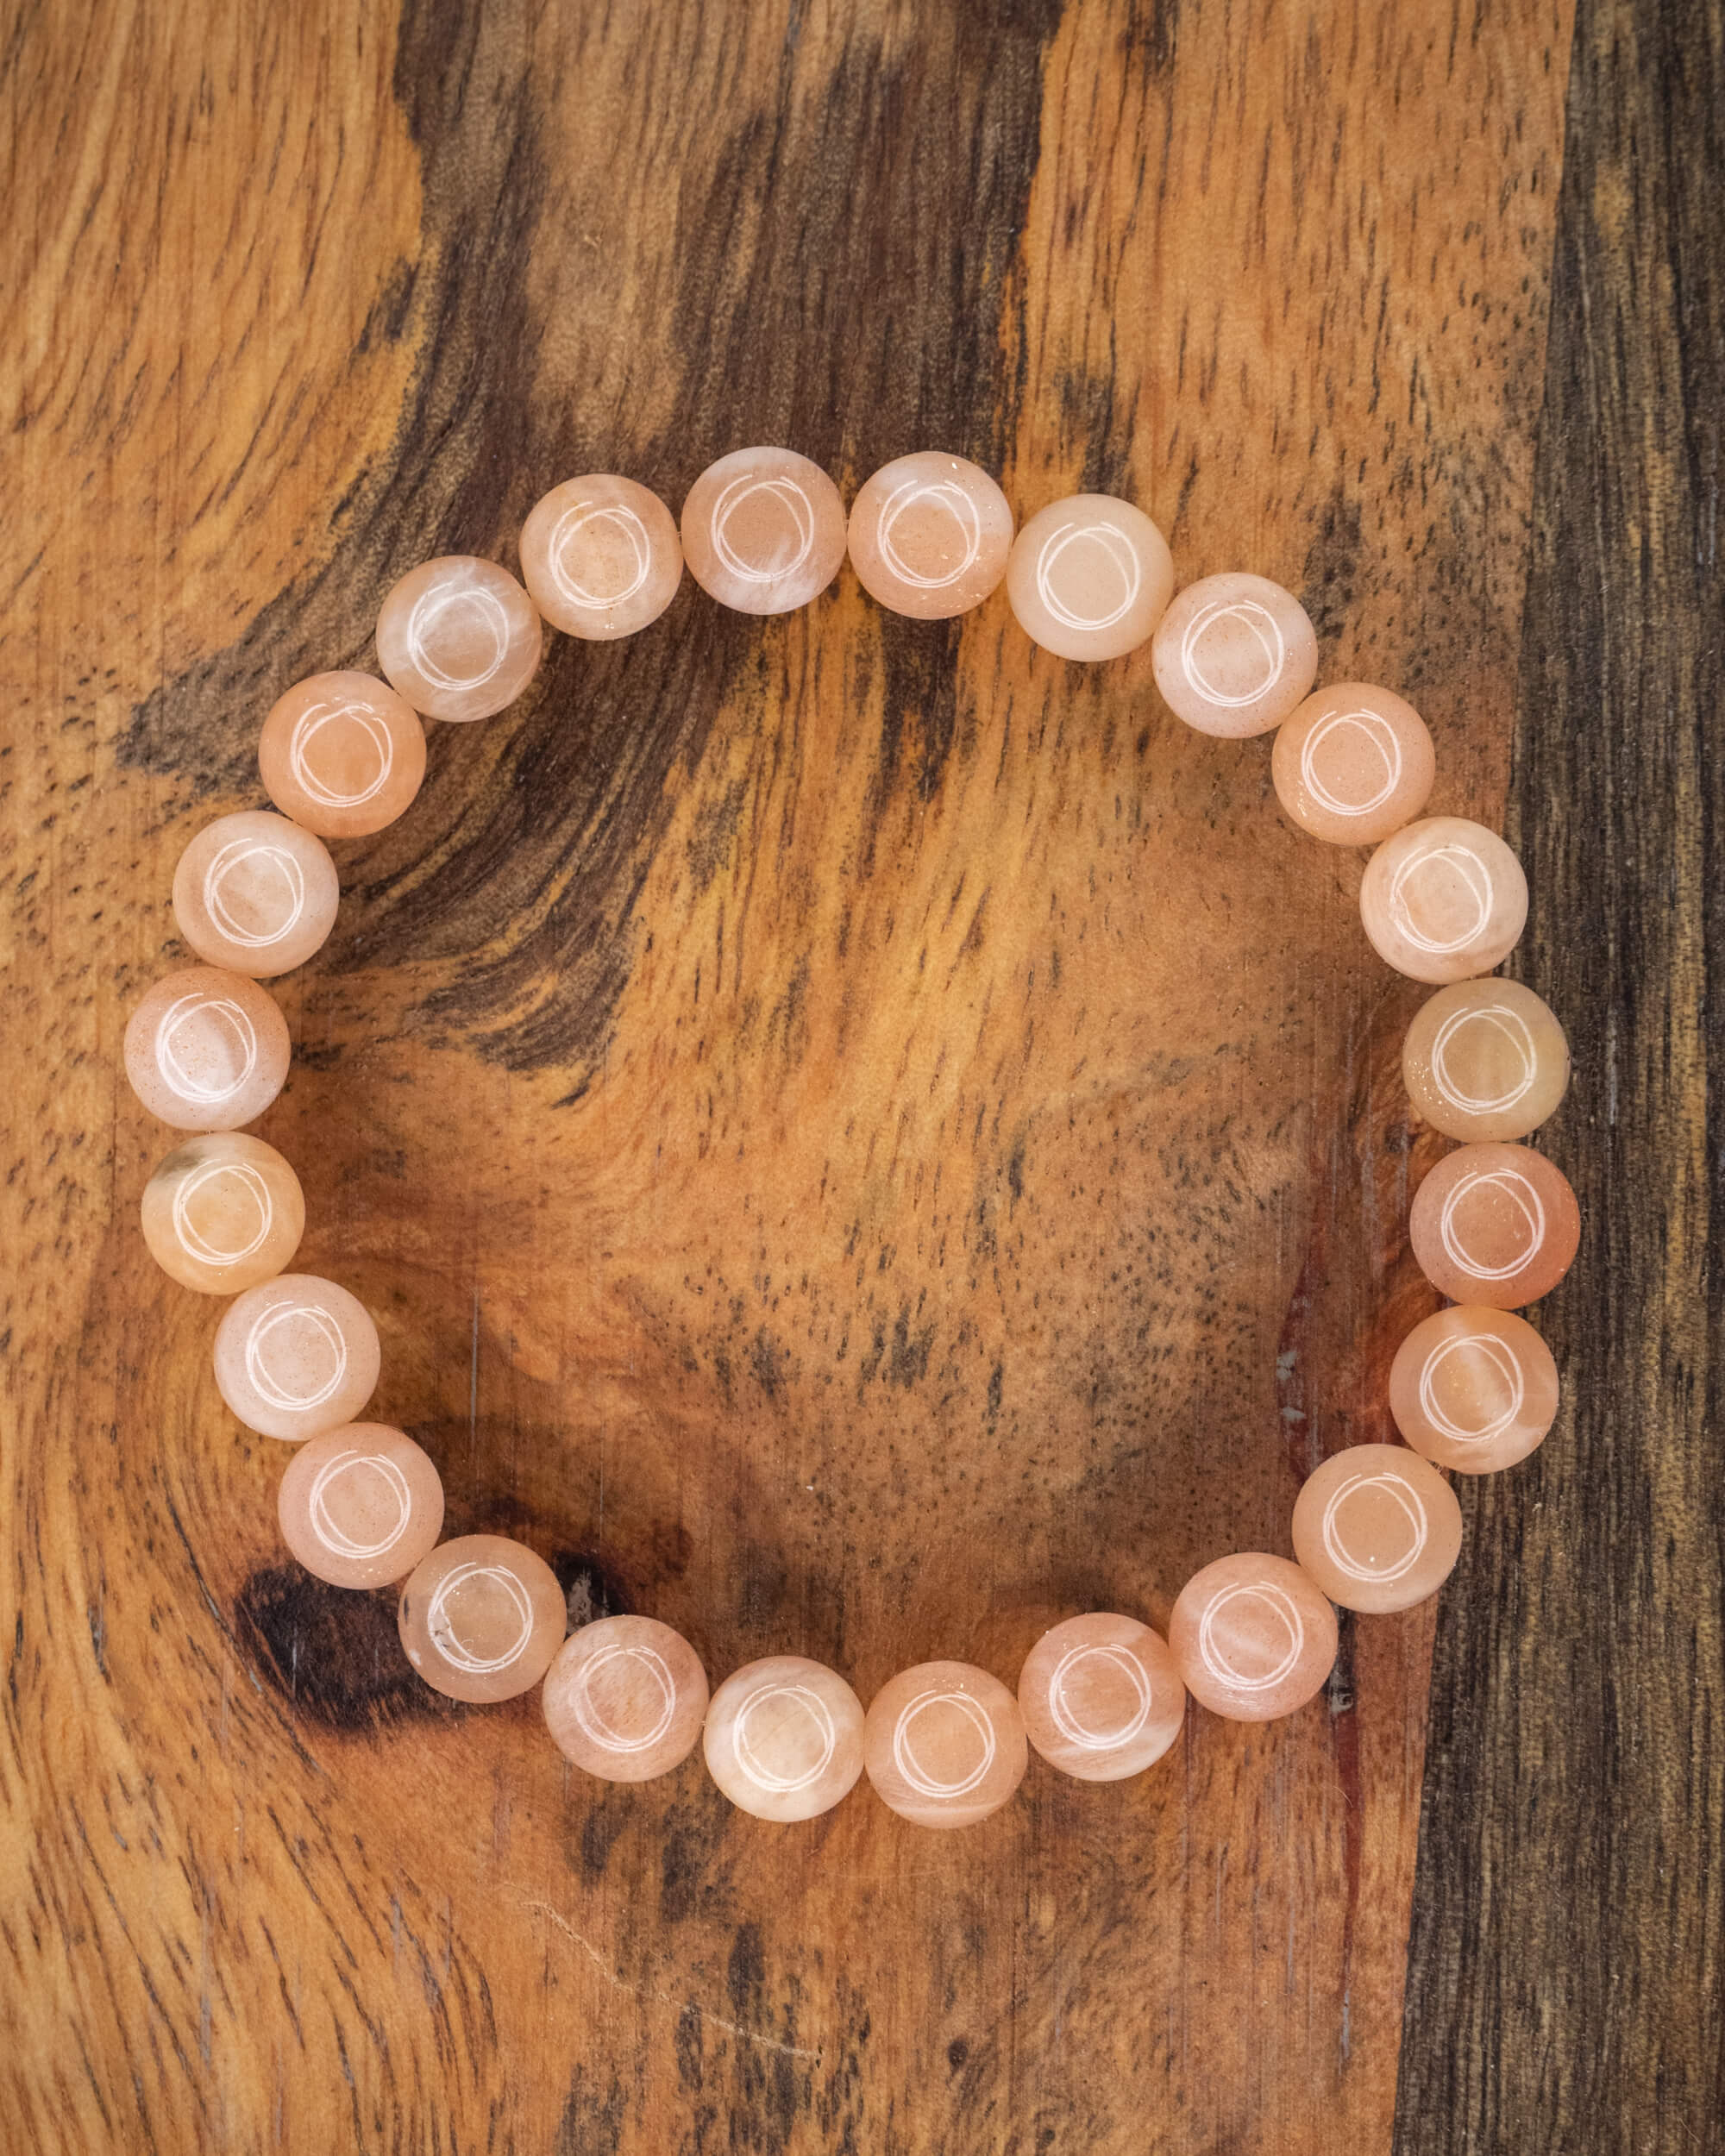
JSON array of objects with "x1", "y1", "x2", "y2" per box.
[{"x1": 0, "y1": 2, "x2": 1715, "y2": 2151}]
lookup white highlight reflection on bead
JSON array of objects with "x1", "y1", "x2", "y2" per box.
[
  {"x1": 568, "y1": 1643, "x2": 679, "y2": 1755},
  {"x1": 426, "y1": 1562, "x2": 535, "y2": 1676},
  {"x1": 170, "y1": 1159, "x2": 274, "y2": 1265},
  {"x1": 1195, "y1": 1580, "x2": 1306, "y2": 1695},
  {"x1": 1430, "y1": 1004, "x2": 1540, "y2": 1116},
  {"x1": 1178, "y1": 597, "x2": 1287, "y2": 708},
  {"x1": 1046, "y1": 1644, "x2": 1154, "y2": 1752},
  {"x1": 1439, "y1": 1165, "x2": 1546, "y2": 1282},
  {"x1": 204, "y1": 840, "x2": 307, "y2": 950},
  {"x1": 1417, "y1": 1332, "x2": 1527, "y2": 1445},
  {"x1": 1300, "y1": 706, "x2": 1404, "y2": 818},
  {"x1": 547, "y1": 503, "x2": 653, "y2": 611},
  {"x1": 288, "y1": 697, "x2": 395, "y2": 809},
  {"x1": 731, "y1": 1682, "x2": 837, "y2": 1794},
  {"x1": 243, "y1": 1300, "x2": 348, "y2": 1412},
  {"x1": 404, "y1": 583, "x2": 511, "y2": 695},
  {"x1": 1033, "y1": 519, "x2": 1142, "y2": 631},
  {"x1": 308, "y1": 1449, "x2": 413, "y2": 1562},
  {"x1": 1319, "y1": 1469, "x2": 1430, "y2": 1584},
  {"x1": 155, "y1": 992, "x2": 259, "y2": 1106},
  {"x1": 892, "y1": 1688, "x2": 998, "y2": 1799},
  {"x1": 875, "y1": 479, "x2": 982, "y2": 592},
  {"x1": 711, "y1": 475, "x2": 815, "y2": 585},
  {"x1": 1386, "y1": 840, "x2": 1495, "y2": 956}
]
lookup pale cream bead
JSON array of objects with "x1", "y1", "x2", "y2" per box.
[
  {"x1": 172, "y1": 811, "x2": 339, "y2": 979},
  {"x1": 681, "y1": 448, "x2": 847, "y2": 614},
  {"x1": 1151, "y1": 573, "x2": 1318, "y2": 736},
  {"x1": 278, "y1": 1424, "x2": 444, "y2": 1589},
  {"x1": 398, "y1": 1535, "x2": 567, "y2": 1702},
  {"x1": 212, "y1": 1273, "x2": 380, "y2": 1440},
  {"x1": 1005, "y1": 494, "x2": 1173, "y2": 660},
  {"x1": 1402, "y1": 979, "x2": 1571, "y2": 1140},
  {"x1": 1169, "y1": 1554, "x2": 1338, "y2": 1720},
  {"x1": 1358, "y1": 817, "x2": 1527, "y2": 982},
  {"x1": 702, "y1": 1655, "x2": 865, "y2": 1820},
  {"x1": 1290, "y1": 1445, "x2": 1463, "y2": 1614},
  {"x1": 1017, "y1": 1613, "x2": 1186, "y2": 1781},
  {"x1": 123, "y1": 967, "x2": 290, "y2": 1130},
  {"x1": 375, "y1": 556, "x2": 543, "y2": 721},
  {"x1": 862, "y1": 1660, "x2": 1028, "y2": 1827},
  {"x1": 140, "y1": 1133, "x2": 304, "y2": 1294},
  {"x1": 519, "y1": 474, "x2": 683, "y2": 639},
  {"x1": 542, "y1": 1615, "x2": 709, "y2": 1781},
  {"x1": 848, "y1": 453, "x2": 1014, "y2": 618}
]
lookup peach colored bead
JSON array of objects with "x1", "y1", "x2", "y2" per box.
[
  {"x1": 542, "y1": 1615, "x2": 708, "y2": 1781},
  {"x1": 123, "y1": 967, "x2": 290, "y2": 1130},
  {"x1": 375, "y1": 555, "x2": 543, "y2": 721},
  {"x1": 702, "y1": 1655, "x2": 866, "y2": 1821},
  {"x1": 140, "y1": 1132, "x2": 304, "y2": 1294},
  {"x1": 212, "y1": 1273, "x2": 380, "y2": 1441},
  {"x1": 1408, "y1": 1141, "x2": 1580, "y2": 1308},
  {"x1": 1151, "y1": 573, "x2": 1318, "y2": 736},
  {"x1": 680, "y1": 448, "x2": 847, "y2": 614},
  {"x1": 519, "y1": 474, "x2": 684, "y2": 639},
  {"x1": 1402, "y1": 979, "x2": 1571, "y2": 1141},
  {"x1": 1169, "y1": 1554, "x2": 1338, "y2": 1721},
  {"x1": 172, "y1": 811, "x2": 339, "y2": 979},
  {"x1": 1358, "y1": 817, "x2": 1527, "y2": 982},
  {"x1": 1389, "y1": 1307, "x2": 1561, "y2": 1473},
  {"x1": 847, "y1": 453, "x2": 1013, "y2": 619},
  {"x1": 257, "y1": 671, "x2": 427, "y2": 837},
  {"x1": 398, "y1": 1535, "x2": 566, "y2": 1703},
  {"x1": 277, "y1": 1424, "x2": 444, "y2": 1589},
  {"x1": 1005, "y1": 494, "x2": 1173, "y2": 661},
  {"x1": 1270, "y1": 682, "x2": 1436, "y2": 844},
  {"x1": 1017, "y1": 1613, "x2": 1186, "y2": 1782},
  {"x1": 1291, "y1": 1445, "x2": 1463, "y2": 1614},
  {"x1": 862, "y1": 1660, "x2": 1027, "y2": 1827}
]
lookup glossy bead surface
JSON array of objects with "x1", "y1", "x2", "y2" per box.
[
  {"x1": 1005, "y1": 494, "x2": 1173, "y2": 661},
  {"x1": 1402, "y1": 980, "x2": 1571, "y2": 1141},
  {"x1": 398, "y1": 1535, "x2": 566, "y2": 1703},
  {"x1": 702, "y1": 1655, "x2": 865, "y2": 1821},
  {"x1": 1017, "y1": 1613, "x2": 1186, "y2": 1782},
  {"x1": 848, "y1": 453, "x2": 1013, "y2": 618},
  {"x1": 278, "y1": 1424, "x2": 444, "y2": 1589},
  {"x1": 862, "y1": 1660, "x2": 1027, "y2": 1827},
  {"x1": 542, "y1": 1615, "x2": 708, "y2": 1781},
  {"x1": 1389, "y1": 1307, "x2": 1561, "y2": 1473},
  {"x1": 212, "y1": 1273, "x2": 380, "y2": 1440},
  {"x1": 1271, "y1": 683, "x2": 1436, "y2": 844},
  {"x1": 681, "y1": 448, "x2": 847, "y2": 615},
  {"x1": 140, "y1": 1132, "x2": 304, "y2": 1294},
  {"x1": 1358, "y1": 817, "x2": 1527, "y2": 982},
  {"x1": 375, "y1": 556, "x2": 543, "y2": 721},
  {"x1": 1290, "y1": 1445, "x2": 1463, "y2": 1614},
  {"x1": 123, "y1": 967, "x2": 290, "y2": 1130},
  {"x1": 1169, "y1": 1554, "x2": 1338, "y2": 1721},
  {"x1": 172, "y1": 811, "x2": 339, "y2": 978},
  {"x1": 519, "y1": 474, "x2": 683, "y2": 639},
  {"x1": 1408, "y1": 1141, "x2": 1580, "y2": 1307},
  {"x1": 258, "y1": 671, "x2": 427, "y2": 837},
  {"x1": 1151, "y1": 573, "x2": 1318, "y2": 736}
]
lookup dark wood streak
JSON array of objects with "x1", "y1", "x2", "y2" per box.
[{"x1": 1394, "y1": 0, "x2": 1725, "y2": 2148}]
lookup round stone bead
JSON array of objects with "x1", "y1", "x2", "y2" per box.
[
  {"x1": 212, "y1": 1273, "x2": 380, "y2": 1440},
  {"x1": 1402, "y1": 979, "x2": 1571, "y2": 1142},
  {"x1": 172, "y1": 811, "x2": 340, "y2": 979},
  {"x1": 1169, "y1": 1553, "x2": 1338, "y2": 1721},
  {"x1": 1358, "y1": 817, "x2": 1527, "y2": 982},
  {"x1": 140, "y1": 1132, "x2": 304, "y2": 1294},
  {"x1": 1389, "y1": 1306, "x2": 1561, "y2": 1473},
  {"x1": 1005, "y1": 494, "x2": 1173, "y2": 661},
  {"x1": 862, "y1": 1660, "x2": 1028, "y2": 1827},
  {"x1": 1408, "y1": 1141, "x2": 1580, "y2": 1308},
  {"x1": 375, "y1": 556, "x2": 543, "y2": 721},
  {"x1": 702, "y1": 1655, "x2": 866, "y2": 1821},
  {"x1": 847, "y1": 453, "x2": 1013, "y2": 619},
  {"x1": 277, "y1": 1423, "x2": 444, "y2": 1589},
  {"x1": 1150, "y1": 572, "x2": 1318, "y2": 736},
  {"x1": 1016, "y1": 1613, "x2": 1186, "y2": 1783},
  {"x1": 398, "y1": 1535, "x2": 567, "y2": 1703},
  {"x1": 1270, "y1": 683, "x2": 1436, "y2": 844},
  {"x1": 123, "y1": 967, "x2": 291, "y2": 1130},
  {"x1": 519, "y1": 474, "x2": 683, "y2": 639},
  {"x1": 681, "y1": 448, "x2": 847, "y2": 615},
  {"x1": 541, "y1": 1615, "x2": 709, "y2": 1781},
  {"x1": 1290, "y1": 1445, "x2": 1463, "y2": 1614},
  {"x1": 257, "y1": 671, "x2": 427, "y2": 837}
]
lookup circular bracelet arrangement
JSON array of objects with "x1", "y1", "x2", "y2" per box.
[{"x1": 128, "y1": 446, "x2": 1577, "y2": 1828}]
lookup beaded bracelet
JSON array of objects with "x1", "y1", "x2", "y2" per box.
[{"x1": 126, "y1": 445, "x2": 1577, "y2": 1828}]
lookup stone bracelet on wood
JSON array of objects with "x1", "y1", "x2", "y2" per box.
[{"x1": 125, "y1": 446, "x2": 1577, "y2": 1827}]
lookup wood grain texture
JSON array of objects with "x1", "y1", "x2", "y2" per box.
[{"x1": 0, "y1": 2, "x2": 1634, "y2": 2150}]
